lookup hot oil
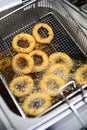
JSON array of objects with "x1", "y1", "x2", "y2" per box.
[
  {"x1": 0, "y1": 56, "x2": 14, "y2": 83},
  {"x1": 0, "y1": 47, "x2": 87, "y2": 117},
  {"x1": 29, "y1": 98, "x2": 45, "y2": 109},
  {"x1": 46, "y1": 79, "x2": 59, "y2": 89},
  {"x1": 0, "y1": 58, "x2": 86, "y2": 117},
  {"x1": 71, "y1": 59, "x2": 84, "y2": 72},
  {"x1": 1, "y1": 67, "x2": 14, "y2": 83}
]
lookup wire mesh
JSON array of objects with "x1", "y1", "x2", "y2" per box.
[{"x1": 0, "y1": 0, "x2": 87, "y2": 118}]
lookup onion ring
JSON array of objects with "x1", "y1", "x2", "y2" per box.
[
  {"x1": 22, "y1": 92, "x2": 51, "y2": 116},
  {"x1": 9, "y1": 75, "x2": 34, "y2": 97},
  {"x1": 0, "y1": 57, "x2": 11, "y2": 71},
  {"x1": 29, "y1": 50, "x2": 49, "y2": 72},
  {"x1": 40, "y1": 74, "x2": 65, "y2": 96},
  {"x1": 32, "y1": 23, "x2": 54, "y2": 44},
  {"x1": 12, "y1": 33, "x2": 35, "y2": 53},
  {"x1": 49, "y1": 52, "x2": 74, "y2": 70},
  {"x1": 74, "y1": 64, "x2": 87, "y2": 85},
  {"x1": 12, "y1": 53, "x2": 34, "y2": 74},
  {"x1": 48, "y1": 63, "x2": 70, "y2": 82}
]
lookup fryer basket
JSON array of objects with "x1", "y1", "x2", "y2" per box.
[
  {"x1": 0, "y1": 0, "x2": 87, "y2": 56},
  {"x1": 0, "y1": 0, "x2": 87, "y2": 121}
]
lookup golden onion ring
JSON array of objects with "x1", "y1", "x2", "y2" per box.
[
  {"x1": 0, "y1": 57, "x2": 11, "y2": 71},
  {"x1": 49, "y1": 52, "x2": 74, "y2": 70},
  {"x1": 48, "y1": 63, "x2": 70, "y2": 82},
  {"x1": 22, "y1": 92, "x2": 51, "y2": 116},
  {"x1": 12, "y1": 53, "x2": 34, "y2": 74},
  {"x1": 32, "y1": 23, "x2": 54, "y2": 44},
  {"x1": 40, "y1": 74, "x2": 65, "y2": 96},
  {"x1": 9, "y1": 75, "x2": 34, "y2": 97},
  {"x1": 74, "y1": 64, "x2": 87, "y2": 85},
  {"x1": 12, "y1": 33, "x2": 35, "y2": 53},
  {"x1": 29, "y1": 50, "x2": 49, "y2": 72}
]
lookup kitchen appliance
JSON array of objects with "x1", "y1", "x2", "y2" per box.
[{"x1": 0, "y1": 0, "x2": 87, "y2": 130}]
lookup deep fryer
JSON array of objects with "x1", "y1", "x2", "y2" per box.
[{"x1": 0, "y1": 0, "x2": 87, "y2": 130}]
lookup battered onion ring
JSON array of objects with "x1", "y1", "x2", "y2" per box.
[
  {"x1": 22, "y1": 92, "x2": 51, "y2": 116},
  {"x1": 12, "y1": 33, "x2": 35, "y2": 53},
  {"x1": 32, "y1": 23, "x2": 54, "y2": 44},
  {"x1": 49, "y1": 52, "x2": 74, "y2": 70},
  {"x1": 40, "y1": 74, "x2": 65, "y2": 96},
  {"x1": 0, "y1": 57, "x2": 11, "y2": 70},
  {"x1": 9, "y1": 75, "x2": 34, "y2": 97},
  {"x1": 48, "y1": 63, "x2": 70, "y2": 82},
  {"x1": 74, "y1": 64, "x2": 87, "y2": 85},
  {"x1": 29, "y1": 50, "x2": 49, "y2": 72},
  {"x1": 12, "y1": 53, "x2": 34, "y2": 74}
]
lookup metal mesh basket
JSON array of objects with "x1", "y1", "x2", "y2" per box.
[
  {"x1": 0, "y1": 0, "x2": 87, "y2": 118},
  {"x1": 0, "y1": 0, "x2": 87, "y2": 56}
]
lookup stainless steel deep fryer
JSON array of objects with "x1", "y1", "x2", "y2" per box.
[{"x1": 0, "y1": 0, "x2": 87, "y2": 130}]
